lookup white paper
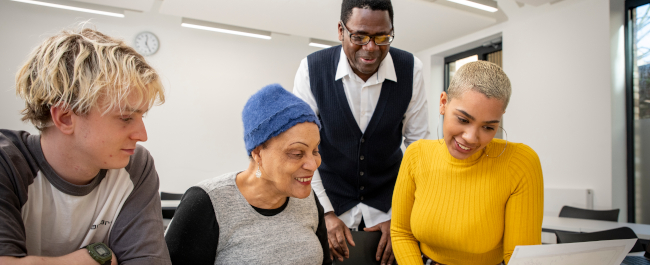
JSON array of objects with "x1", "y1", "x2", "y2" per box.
[{"x1": 508, "y1": 239, "x2": 637, "y2": 265}]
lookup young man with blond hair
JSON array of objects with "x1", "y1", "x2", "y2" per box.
[{"x1": 0, "y1": 27, "x2": 171, "y2": 265}]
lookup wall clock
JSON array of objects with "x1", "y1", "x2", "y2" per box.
[{"x1": 134, "y1": 32, "x2": 159, "y2": 56}]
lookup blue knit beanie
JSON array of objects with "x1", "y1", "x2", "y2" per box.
[{"x1": 243, "y1": 84, "x2": 321, "y2": 155}]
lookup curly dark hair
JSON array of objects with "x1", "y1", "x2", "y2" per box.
[{"x1": 340, "y1": 0, "x2": 393, "y2": 26}]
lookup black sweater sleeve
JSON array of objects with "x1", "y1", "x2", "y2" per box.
[
  {"x1": 315, "y1": 195, "x2": 333, "y2": 265},
  {"x1": 165, "y1": 187, "x2": 218, "y2": 265}
]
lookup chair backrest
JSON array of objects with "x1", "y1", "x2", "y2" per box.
[
  {"x1": 555, "y1": 227, "x2": 645, "y2": 253},
  {"x1": 558, "y1": 205, "x2": 619, "y2": 222},
  {"x1": 160, "y1": 192, "x2": 183, "y2": 219},
  {"x1": 160, "y1": 192, "x2": 183, "y2": 200},
  {"x1": 333, "y1": 231, "x2": 381, "y2": 265}
]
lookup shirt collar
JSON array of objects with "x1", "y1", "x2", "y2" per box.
[{"x1": 335, "y1": 47, "x2": 397, "y2": 83}]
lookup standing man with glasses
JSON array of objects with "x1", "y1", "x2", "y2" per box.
[{"x1": 293, "y1": 1, "x2": 429, "y2": 264}]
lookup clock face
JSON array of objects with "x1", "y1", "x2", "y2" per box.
[{"x1": 134, "y1": 32, "x2": 159, "y2": 56}]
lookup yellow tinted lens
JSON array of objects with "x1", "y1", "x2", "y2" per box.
[
  {"x1": 351, "y1": 35, "x2": 370, "y2": 44},
  {"x1": 375, "y1": 35, "x2": 391, "y2": 44}
]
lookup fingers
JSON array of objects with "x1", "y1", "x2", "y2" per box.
[
  {"x1": 329, "y1": 238, "x2": 344, "y2": 261},
  {"x1": 328, "y1": 230, "x2": 344, "y2": 259},
  {"x1": 335, "y1": 229, "x2": 351, "y2": 258},
  {"x1": 363, "y1": 225, "x2": 381, "y2": 232},
  {"x1": 325, "y1": 213, "x2": 353, "y2": 259},
  {"x1": 380, "y1": 240, "x2": 394, "y2": 265},
  {"x1": 376, "y1": 229, "x2": 388, "y2": 261},
  {"x1": 327, "y1": 224, "x2": 350, "y2": 259},
  {"x1": 343, "y1": 226, "x2": 356, "y2": 247},
  {"x1": 388, "y1": 253, "x2": 395, "y2": 265}
]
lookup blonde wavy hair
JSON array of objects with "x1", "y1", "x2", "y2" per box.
[
  {"x1": 448, "y1": 60, "x2": 511, "y2": 110},
  {"x1": 15, "y1": 26, "x2": 165, "y2": 131}
]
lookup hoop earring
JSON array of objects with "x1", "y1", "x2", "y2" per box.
[
  {"x1": 485, "y1": 127, "x2": 508, "y2": 158},
  {"x1": 436, "y1": 114, "x2": 443, "y2": 145}
]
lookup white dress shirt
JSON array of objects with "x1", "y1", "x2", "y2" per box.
[{"x1": 293, "y1": 48, "x2": 430, "y2": 229}]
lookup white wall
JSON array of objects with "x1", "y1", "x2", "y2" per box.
[
  {"x1": 416, "y1": 0, "x2": 628, "y2": 219},
  {"x1": 0, "y1": 1, "x2": 322, "y2": 193}
]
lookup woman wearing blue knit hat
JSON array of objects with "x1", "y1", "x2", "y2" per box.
[{"x1": 165, "y1": 84, "x2": 331, "y2": 265}]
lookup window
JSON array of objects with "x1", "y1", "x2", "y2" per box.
[{"x1": 626, "y1": 0, "x2": 650, "y2": 223}]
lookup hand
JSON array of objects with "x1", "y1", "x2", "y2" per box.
[
  {"x1": 364, "y1": 219, "x2": 394, "y2": 265},
  {"x1": 111, "y1": 252, "x2": 117, "y2": 265},
  {"x1": 324, "y1": 212, "x2": 355, "y2": 262}
]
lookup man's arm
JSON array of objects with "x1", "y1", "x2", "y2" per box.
[
  {"x1": 0, "y1": 249, "x2": 117, "y2": 265},
  {"x1": 293, "y1": 57, "x2": 319, "y2": 116},
  {"x1": 313, "y1": 170, "x2": 355, "y2": 262},
  {"x1": 293, "y1": 58, "x2": 356, "y2": 261},
  {"x1": 0, "y1": 131, "x2": 31, "y2": 258},
  {"x1": 402, "y1": 56, "x2": 430, "y2": 147},
  {"x1": 0, "y1": 131, "x2": 117, "y2": 265},
  {"x1": 109, "y1": 146, "x2": 171, "y2": 265}
]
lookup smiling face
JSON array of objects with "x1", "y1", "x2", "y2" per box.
[
  {"x1": 71, "y1": 95, "x2": 149, "y2": 170},
  {"x1": 256, "y1": 122, "x2": 321, "y2": 199},
  {"x1": 440, "y1": 90, "x2": 505, "y2": 160},
  {"x1": 339, "y1": 7, "x2": 392, "y2": 81}
]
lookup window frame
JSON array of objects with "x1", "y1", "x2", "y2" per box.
[
  {"x1": 625, "y1": 0, "x2": 650, "y2": 223},
  {"x1": 443, "y1": 43, "x2": 502, "y2": 92}
]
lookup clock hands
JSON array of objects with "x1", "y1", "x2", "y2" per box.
[
  {"x1": 135, "y1": 32, "x2": 157, "y2": 55},
  {"x1": 145, "y1": 35, "x2": 150, "y2": 53}
]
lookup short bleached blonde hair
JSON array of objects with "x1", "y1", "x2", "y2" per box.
[
  {"x1": 448, "y1": 60, "x2": 511, "y2": 110},
  {"x1": 15, "y1": 27, "x2": 165, "y2": 131}
]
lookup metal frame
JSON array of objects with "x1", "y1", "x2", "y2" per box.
[
  {"x1": 443, "y1": 43, "x2": 502, "y2": 91},
  {"x1": 625, "y1": 0, "x2": 650, "y2": 223}
]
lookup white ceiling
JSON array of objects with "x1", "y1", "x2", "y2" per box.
[
  {"x1": 75, "y1": 0, "x2": 504, "y2": 52},
  {"x1": 73, "y1": 0, "x2": 155, "y2": 12}
]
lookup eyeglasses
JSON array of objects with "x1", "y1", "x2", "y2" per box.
[{"x1": 340, "y1": 20, "x2": 394, "y2": 46}]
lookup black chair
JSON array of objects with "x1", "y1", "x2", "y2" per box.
[
  {"x1": 332, "y1": 231, "x2": 381, "y2": 265},
  {"x1": 160, "y1": 192, "x2": 183, "y2": 201},
  {"x1": 555, "y1": 227, "x2": 645, "y2": 253},
  {"x1": 559, "y1": 206, "x2": 620, "y2": 222},
  {"x1": 161, "y1": 192, "x2": 183, "y2": 219}
]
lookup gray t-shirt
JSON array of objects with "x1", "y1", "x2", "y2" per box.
[{"x1": 0, "y1": 129, "x2": 171, "y2": 264}]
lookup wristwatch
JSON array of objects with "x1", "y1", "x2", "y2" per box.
[{"x1": 83, "y1": 242, "x2": 112, "y2": 265}]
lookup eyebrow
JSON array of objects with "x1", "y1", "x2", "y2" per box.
[
  {"x1": 289, "y1": 141, "x2": 321, "y2": 147},
  {"x1": 354, "y1": 30, "x2": 392, "y2": 35},
  {"x1": 290, "y1": 142, "x2": 309, "y2": 147},
  {"x1": 456, "y1": 109, "x2": 501, "y2": 124},
  {"x1": 119, "y1": 108, "x2": 145, "y2": 114}
]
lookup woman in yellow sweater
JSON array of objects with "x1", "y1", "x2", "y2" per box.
[{"x1": 391, "y1": 61, "x2": 543, "y2": 265}]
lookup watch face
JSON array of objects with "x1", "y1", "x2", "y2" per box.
[
  {"x1": 94, "y1": 245, "x2": 111, "y2": 257},
  {"x1": 134, "y1": 32, "x2": 159, "y2": 56}
]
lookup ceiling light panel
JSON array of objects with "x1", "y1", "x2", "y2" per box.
[
  {"x1": 446, "y1": 0, "x2": 498, "y2": 12},
  {"x1": 11, "y1": 0, "x2": 126, "y2": 17},
  {"x1": 181, "y1": 18, "x2": 272, "y2": 40}
]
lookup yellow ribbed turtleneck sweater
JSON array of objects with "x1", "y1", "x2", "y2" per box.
[{"x1": 391, "y1": 139, "x2": 543, "y2": 265}]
